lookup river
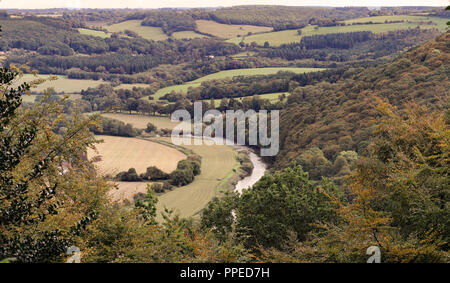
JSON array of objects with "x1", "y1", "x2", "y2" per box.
[
  {"x1": 174, "y1": 136, "x2": 268, "y2": 193},
  {"x1": 233, "y1": 148, "x2": 267, "y2": 194}
]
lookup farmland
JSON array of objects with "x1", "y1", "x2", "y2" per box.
[
  {"x1": 78, "y1": 28, "x2": 111, "y2": 38},
  {"x1": 227, "y1": 20, "x2": 444, "y2": 46},
  {"x1": 104, "y1": 20, "x2": 210, "y2": 40},
  {"x1": 4, "y1": 5, "x2": 449, "y2": 263},
  {"x1": 154, "y1": 137, "x2": 238, "y2": 219},
  {"x1": 342, "y1": 15, "x2": 449, "y2": 31},
  {"x1": 105, "y1": 20, "x2": 169, "y2": 41},
  {"x1": 171, "y1": 31, "x2": 208, "y2": 39},
  {"x1": 100, "y1": 113, "x2": 180, "y2": 130},
  {"x1": 109, "y1": 182, "x2": 151, "y2": 203},
  {"x1": 21, "y1": 93, "x2": 82, "y2": 103},
  {"x1": 113, "y1": 83, "x2": 150, "y2": 90},
  {"x1": 16, "y1": 74, "x2": 105, "y2": 93},
  {"x1": 196, "y1": 20, "x2": 272, "y2": 39},
  {"x1": 102, "y1": 136, "x2": 239, "y2": 218},
  {"x1": 143, "y1": 67, "x2": 324, "y2": 101},
  {"x1": 88, "y1": 135, "x2": 186, "y2": 176},
  {"x1": 206, "y1": 92, "x2": 289, "y2": 107}
]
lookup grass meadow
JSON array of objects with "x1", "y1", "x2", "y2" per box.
[
  {"x1": 154, "y1": 137, "x2": 238, "y2": 219},
  {"x1": 227, "y1": 18, "x2": 445, "y2": 46},
  {"x1": 142, "y1": 67, "x2": 324, "y2": 101},
  {"x1": 105, "y1": 20, "x2": 169, "y2": 41},
  {"x1": 195, "y1": 20, "x2": 273, "y2": 38},
  {"x1": 171, "y1": 31, "x2": 208, "y2": 39},
  {"x1": 78, "y1": 28, "x2": 110, "y2": 38},
  {"x1": 206, "y1": 92, "x2": 290, "y2": 107}
]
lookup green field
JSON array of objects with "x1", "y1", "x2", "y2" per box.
[
  {"x1": 231, "y1": 51, "x2": 257, "y2": 58},
  {"x1": 15, "y1": 74, "x2": 106, "y2": 93},
  {"x1": 196, "y1": 20, "x2": 273, "y2": 39},
  {"x1": 143, "y1": 67, "x2": 323, "y2": 101},
  {"x1": 78, "y1": 28, "x2": 110, "y2": 38},
  {"x1": 171, "y1": 31, "x2": 208, "y2": 39},
  {"x1": 228, "y1": 21, "x2": 444, "y2": 46},
  {"x1": 154, "y1": 137, "x2": 238, "y2": 219},
  {"x1": 147, "y1": 84, "x2": 196, "y2": 101},
  {"x1": 206, "y1": 92, "x2": 289, "y2": 107},
  {"x1": 343, "y1": 15, "x2": 449, "y2": 31},
  {"x1": 105, "y1": 20, "x2": 169, "y2": 41}
]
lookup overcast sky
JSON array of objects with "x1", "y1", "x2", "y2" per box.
[{"x1": 0, "y1": 0, "x2": 448, "y2": 9}]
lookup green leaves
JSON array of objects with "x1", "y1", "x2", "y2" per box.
[
  {"x1": 202, "y1": 165, "x2": 341, "y2": 252},
  {"x1": 135, "y1": 185, "x2": 159, "y2": 225}
]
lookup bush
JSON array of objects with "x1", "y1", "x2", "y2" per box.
[
  {"x1": 145, "y1": 122, "x2": 157, "y2": 133},
  {"x1": 162, "y1": 181, "x2": 173, "y2": 191},
  {"x1": 151, "y1": 183, "x2": 165, "y2": 193},
  {"x1": 187, "y1": 154, "x2": 202, "y2": 163},
  {"x1": 170, "y1": 169, "x2": 194, "y2": 187},
  {"x1": 177, "y1": 160, "x2": 201, "y2": 176},
  {"x1": 116, "y1": 168, "x2": 143, "y2": 182},
  {"x1": 140, "y1": 166, "x2": 169, "y2": 181},
  {"x1": 133, "y1": 192, "x2": 146, "y2": 202},
  {"x1": 167, "y1": 159, "x2": 202, "y2": 187},
  {"x1": 92, "y1": 117, "x2": 142, "y2": 137}
]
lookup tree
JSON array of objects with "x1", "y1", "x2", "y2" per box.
[
  {"x1": 116, "y1": 168, "x2": 142, "y2": 182},
  {"x1": 170, "y1": 169, "x2": 194, "y2": 187},
  {"x1": 312, "y1": 101, "x2": 450, "y2": 263},
  {"x1": 134, "y1": 185, "x2": 158, "y2": 225},
  {"x1": 141, "y1": 166, "x2": 169, "y2": 181},
  {"x1": 145, "y1": 122, "x2": 157, "y2": 133},
  {"x1": 0, "y1": 67, "x2": 105, "y2": 262},
  {"x1": 202, "y1": 165, "x2": 342, "y2": 252}
]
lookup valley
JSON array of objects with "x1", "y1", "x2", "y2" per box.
[{"x1": 0, "y1": 4, "x2": 448, "y2": 264}]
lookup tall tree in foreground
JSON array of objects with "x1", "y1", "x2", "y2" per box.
[{"x1": 0, "y1": 65, "x2": 108, "y2": 262}]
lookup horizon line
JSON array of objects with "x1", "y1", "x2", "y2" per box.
[{"x1": 1, "y1": 5, "x2": 447, "y2": 10}]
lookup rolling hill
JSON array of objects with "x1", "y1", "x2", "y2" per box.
[{"x1": 275, "y1": 33, "x2": 449, "y2": 175}]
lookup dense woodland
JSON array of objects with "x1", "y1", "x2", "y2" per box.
[
  {"x1": 264, "y1": 28, "x2": 440, "y2": 62},
  {"x1": 275, "y1": 33, "x2": 449, "y2": 179},
  {"x1": 198, "y1": 6, "x2": 371, "y2": 30}
]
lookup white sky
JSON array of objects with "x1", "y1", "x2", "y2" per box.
[{"x1": 0, "y1": 0, "x2": 448, "y2": 9}]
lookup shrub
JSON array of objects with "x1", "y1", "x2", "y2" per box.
[
  {"x1": 116, "y1": 168, "x2": 143, "y2": 182},
  {"x1": 141, "y1": 166, "x2": 169, "y2": 181},
  {"x1": 187, "y1": 154, "x2": 202, "y2": 163},
  {"x1": 177, "y1": 160, "x2": 201, "y2": 176},
  {"x1": 145, "y1": 122, "x2": 157, "y2": 133},
  {"x1": 151, "y1": 183, "x2": 164, "y2": 193},
  {"x1": 162, "y1": 181, "x2": 173, "y2": 191},
  {"x1": 170, "y1": 169, "x2": 194, "y2": 187}
]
